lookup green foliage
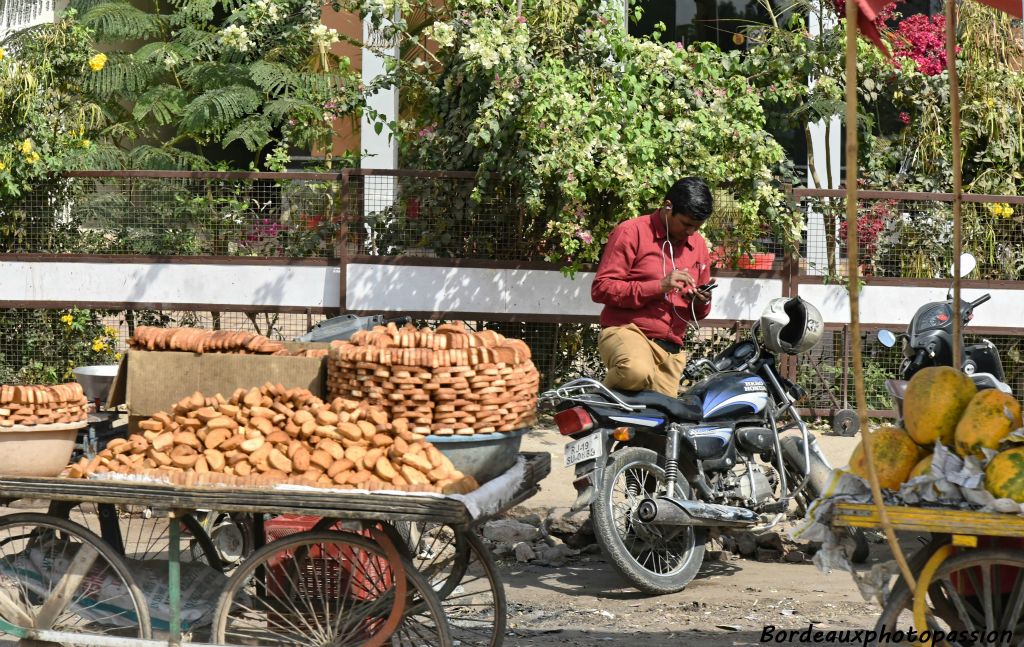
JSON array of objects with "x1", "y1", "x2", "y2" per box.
[
  {"x1": 373, "y1": 0, "x2": 796, "y2": 270},
  {"x1": 69, "y1": 0, "x2": 367, "y2": 168},
  {"x1": 0, "y1": 309, "x2": 121, "y2": 384}
]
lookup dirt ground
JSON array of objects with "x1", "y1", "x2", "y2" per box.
[{"x1": 497, "y1": 425, "x2": 909, "y2": 646}]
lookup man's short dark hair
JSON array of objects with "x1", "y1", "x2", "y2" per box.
[{"x1": 665, "y1": 177, "x2": 713, "y2": 222}]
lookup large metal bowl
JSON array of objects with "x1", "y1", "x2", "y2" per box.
[
  {"x1": 72, "y1": 364, "x2": 120, "y2": 404},
  {"x1": 424, "y1": 428, "x2": 529, "y2": 484}
]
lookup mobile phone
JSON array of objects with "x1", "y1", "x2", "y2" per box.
[{"x1": 697, "y1": 282, "x2": 718, "y2": 292}]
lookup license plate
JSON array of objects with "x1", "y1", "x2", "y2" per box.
[{"x1": 564, "y1": 432, "x2": 604, "y2": 467}]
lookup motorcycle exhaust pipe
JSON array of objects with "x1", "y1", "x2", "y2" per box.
[{"x1": 635, "y1": 496, "x2": 758, "y2": 528}]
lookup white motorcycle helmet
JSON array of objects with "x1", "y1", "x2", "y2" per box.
[{"x1": 759, "y1": 296, "x2": 824, "y2": 355}]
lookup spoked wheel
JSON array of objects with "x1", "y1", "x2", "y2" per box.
[
  {"x1": 211, "y1": 529, "x2": 451, "y2": 646},
  {"x1": 193, "y1": 511, "x2": 255, "y2": 569},
  {"x1": 0, "y1": 512, "x2": 152, "y2": 642},
  {"x1": 385, "y1": 521, "x2": 506, "y2": 647},
  {"x1": 873, "y1": 548, "x2": 1024, "y2": 645},
  {"x1": 49, "y1": 501, "x2": 224, "y2": 572},
  {"x1": 591, "y1": 447, "x2": 706, "y2": 595}
]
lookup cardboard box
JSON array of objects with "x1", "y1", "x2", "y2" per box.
[{"x1": 108, "y1": 342, "x2": 328, "y2": 418}]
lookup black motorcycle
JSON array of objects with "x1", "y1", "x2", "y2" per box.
[
  {"x1": 878, "y1": 253, "x2": 1008, "y2": 390},
  {"x1": 539, "y1": 308, "x2": 868, "y2": 595}
]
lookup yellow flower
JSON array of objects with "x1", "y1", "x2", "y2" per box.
[
  {"x1": 88, "y1": 53, "x2": 107, "y2": 72},
  {"x1": 987, "y1": 98, "x2": 996, "y2": 108},
  {"x1": 115, "y1": 352, "x2": 123, "y2": 361},
  {"x1": 19, "y1": 139, "x2": 32, "y2": 155},
  {"x1": 61, "y1": 314, "x2": 74, "y2": 326},
  {"x1": 81, "y1": 139, "x2": 91, "y2": 149},
  {"x1": 0, "y1": 161, "x2": 6, "y2": 172},
  {"x1": 1005, "y1": 205, "x2": 1015, "y2": 218},
  {"x1": 104, "y1": 326, "x2": 118, "y2": 337},
  {"x1": 25, "y1": 151, "x2": 40, "y2": 165},
  {"x1": 0, "y1": 48, "x2": 5, "y2": 62},
  {"x1": 91, "y1": 339, "x2": 106, "y2": 352}
]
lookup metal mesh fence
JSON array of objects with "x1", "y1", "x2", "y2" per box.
[{"x1": 798, "y1": 194, "x2": 1024, "y2": 280}]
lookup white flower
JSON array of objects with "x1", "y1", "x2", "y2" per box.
[
  {"x1": 310, "y1": 23, "x2": 340, "y2": 46},
  {"x1": 219, "y1": 24, "x2": 253, "y2": 52},
  {"x1": 429, "y1": 22, "x2": 456, "y2": 49},
  {"x1": 163, "y1": 52, "x2": 180, "y2": 70}
]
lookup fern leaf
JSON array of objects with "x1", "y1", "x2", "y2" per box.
[
  {"x1": 133, "y1": 84, "x2": 187, "y2": 125},
  {"x1": 172, "y1": 27, "x2": 220, "y2": 57},
  {"x1": 178, "y1": 85, "x2": 261, "y2": 134},
  {"x1": 222, "y1": 115, "x2": 272, "y2": 151},
  {"x1": 129, "y1": 144, "x2": 211, "y2": 170},
  {"x1": 262, "y1": 97, "x2": 316, "y2": 125},
  {"x1": 80, "y1": 1, "x2": 166, "y2": 40},
  {"x1": 249, "y1": 61, "x2": 297, "y2": 96},
  {"x1": 83, "y1": 53, "x2": 157, "y2": 99},
  {"x1": 68, "y1": 0, "x2": 115, "y2": 16},
  {"x1": 135, "y1": 41, "x2": 197, "y2": 65},
  {"x1": 67, "y1": 142, "x2": 129, "y2": 170},
  {"x1": 181, "y1": 62, "x2": 255, "y2": 92},
  {"x1": 170, "y1": 0, "x2": 217, "y2": 24}
]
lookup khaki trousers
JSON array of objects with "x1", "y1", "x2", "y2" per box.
[{"x1": 598, "y1": 324, "x2": 686, "y2": 397}]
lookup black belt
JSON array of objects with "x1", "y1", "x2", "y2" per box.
[{"x1": 652, "y1": 338, "x2": 682, "y2": 354}]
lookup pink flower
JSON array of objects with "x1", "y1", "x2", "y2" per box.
[
  {"x1": 566, "y1": 171, "x2": 575, "y2": 182},
  {"x1": 676, "y1": 41, "x2": 684, "y2": 50},
  {"x1": 892, "y1": 15, "x2": 954, "y2": 76},
  {"x1": 418, "y1": 125, "x2": 436, "y2": 137},
  {"x1": 576, "y1": 229, "x2": 594, "y2": 245},
  {"x1": 899, "y1": 112, "x2": 910, "y2": 124},
  {"x1": 517, "y1": 15, "x2": 526, "y2": 23}
]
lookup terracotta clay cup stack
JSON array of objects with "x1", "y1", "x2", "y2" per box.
[
  {"x1": 0, "y1": 383, "x2": 89, "y2": 427},
  {"x1": 65, "y1": 383, "x2": 477, "y2": 494},
  {"x1": 128, "y1": 326, "x2": 328, "y2": 357},
  {"x1": 326, "y1": 322, "x2": 539, "y2": 437}
]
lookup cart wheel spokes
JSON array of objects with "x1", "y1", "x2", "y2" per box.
[
  {"x1": 0, "y1": 512, "x2": 151, "y2": 642},
  {"x1": 212, "y1": 529, "x2": 450, "y2": 646},
  {"x1": 386, "y1": 521, "x2": 507, "y2": 647},
  {"x1": 50, "y1": 501, "x2": 225, "y2": 573},
  {"x1": 874, "y1": 548, "x2": 1024, "y2": 645}
]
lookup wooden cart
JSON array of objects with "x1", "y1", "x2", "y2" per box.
[
  {"x1": 833, "y1": 502, "x2": 1024, "y2": 643},
  {"x1": 0, "y1": 451, "x2": 550, "y2": 646}
]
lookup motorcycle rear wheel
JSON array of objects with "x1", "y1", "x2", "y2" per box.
[{"x1": 591, "y1": 447, "x2": 706, "y2": 595}]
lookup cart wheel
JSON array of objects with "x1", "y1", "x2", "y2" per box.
[
  {"x1": 350, "y1": 520, "x2": 506, "y2": 647},
  {"x1": 872, "y1": 548, "x2": 1024, "y2": 644},
  {"x1": 0, "y1": 512, "x2": 152, "y2": 640},
  {"x1": 831, "y1": 409, "x2": 860, "y2": 437},
  {"x1": 50, "y1": 501, "x2": 224, "y2": 572},
  {"x1": 211, "y1": 529, "x2": 451, "y2": 646}
]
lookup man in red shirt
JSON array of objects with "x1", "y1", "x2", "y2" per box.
[{"x1": 591, "y1": 177, "x2": 715, "y2": 397}]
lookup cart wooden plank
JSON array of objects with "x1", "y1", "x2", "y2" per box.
[
  {"x1": 833, "y1": 502, "x2": 1024, "y2": 538},
  {"x1": 0, "y1": 452, "x2": 551, "y2": 527},
  {"x1": 0, "y1": 421, "x2": 88, "y2": 433}
]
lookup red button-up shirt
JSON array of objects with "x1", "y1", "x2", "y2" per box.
[{"x1": 591, "y1": 213, "x2": 713, "y2": 346}]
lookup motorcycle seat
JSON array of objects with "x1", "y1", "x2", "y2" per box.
[{"x1": 610, "y1": 389, "x2": 703, "y2": 421}]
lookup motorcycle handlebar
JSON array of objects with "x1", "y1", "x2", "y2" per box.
[{"x1": 969, "y1": 293, "x2": 991, "y2": 309}]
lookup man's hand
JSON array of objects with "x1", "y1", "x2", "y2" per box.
[
  {"x1": 692, "y1": 279, "x2": 716, "y2": 303},
  {"x1": 660, "y1": 269, "x2": 696, "y2": 294}
]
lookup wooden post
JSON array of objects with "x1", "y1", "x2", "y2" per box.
[{"x1": 946, "y1": 0, "x2": 964, "y2": 364}]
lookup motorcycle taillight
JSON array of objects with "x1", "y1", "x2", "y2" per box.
[{"x1": 554, "y1": 407, "x2": 594, "y2": 436}]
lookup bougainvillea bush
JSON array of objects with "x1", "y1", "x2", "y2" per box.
[{"x1": 373, "y1": 0, "x2": 799, "y2": 271}]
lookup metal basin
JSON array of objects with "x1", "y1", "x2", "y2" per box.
[
  {"x1": 424, "y1": 428, "x2": 529, "y2": 484},
  {"x1": 72, "y1": 364, "x2": 120, "y2": 404}
]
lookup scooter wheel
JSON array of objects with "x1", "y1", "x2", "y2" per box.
[{"x1": 831, "y1": 409, "x2": 860, "y2": 437}]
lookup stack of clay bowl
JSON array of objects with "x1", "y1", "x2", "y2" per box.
[
  {"x1": 0, "y1": 383, "x2": 89, "y2": 427},
  {"x1": 327, "y1": 322, "x2": 539, "y2": 436}
]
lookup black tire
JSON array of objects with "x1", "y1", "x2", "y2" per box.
[
  {"x1": 831, "y1": 409, "x2": 860, "y2": 436},
  {"x1": 591, "y1": 447, "x2": 706, "y2": 595}
]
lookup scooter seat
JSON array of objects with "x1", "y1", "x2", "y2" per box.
[{"x1": 610, "y1": 389, "x2": 703, "y2": 421}]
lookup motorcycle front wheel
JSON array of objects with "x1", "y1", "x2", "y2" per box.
[{"x1": 591, "y1": 447, "x2": 706, "y2": 595}]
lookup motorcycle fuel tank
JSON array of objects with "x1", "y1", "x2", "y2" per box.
[{"x1": 688, "y1": 371, "x2": 770, "y2": 420}]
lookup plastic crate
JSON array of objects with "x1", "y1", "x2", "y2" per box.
[{"x1": 262, "y1": 516, "x2": 394, "y2": 601}]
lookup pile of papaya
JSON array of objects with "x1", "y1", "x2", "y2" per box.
[{"x1": 848, "y1": 365, "x2": 1024, "y2": 502}]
